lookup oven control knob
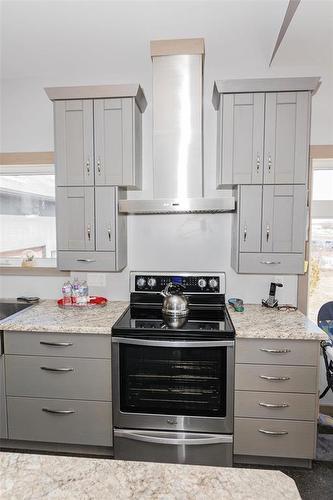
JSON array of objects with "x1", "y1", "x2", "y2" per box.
[
  {"x1": 198, "y1": 278, "x2": 207, "y2": 289},
  {"x1": 137, "y1": 277, "x2": 146, "y2": 288},
  {"x1": 209, "y1": 278, "x2": 218, "y2": 290},
  {"x1": 147, "y1": 277, "x2": 157, "y2": 288}
]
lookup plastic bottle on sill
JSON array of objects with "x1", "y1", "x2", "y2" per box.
[
  {"x1": 62, "y1": 281, "x2": 72, "y2": 307},
  {"x1": 72, "y1": 277, "x2": 80, "y2": 305}
]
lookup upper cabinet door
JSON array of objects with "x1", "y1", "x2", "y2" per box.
[
  {"x1": 56, "y1": 187, "x2": 95, "y2": 251},
  {"x1": 261, "y1": 185, "x2": 307, "y2": 253},
  {"x1": 54, "y1": 100, "x2": 94, "y2": 186},
  {"x1": 264, "y1": 92, "x2": 311, "y2": 185},
  {"x1": 218, "y1": 93, "x2": 265, "y2": 186},
  {"x1": 94, "y1": 98, "x2": 135, "y2": 187},
  {"x1": 239, "y1": 185, "x2": 262, "y2": 252},
  {"x1": 95, "y1": 187, "x2": 116, "y2": 252}
]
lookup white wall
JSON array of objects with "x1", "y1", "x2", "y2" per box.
[{"x1": 0, "y1": 0, "x2": 332, "y2": 305}]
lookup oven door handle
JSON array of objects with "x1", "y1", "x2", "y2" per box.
[
  {"x1": 111, "y1": 337, "x2": 234, "y2": 348},
  {"x1": 114, "y1": 429, "x2": 233, "y2": 445}
]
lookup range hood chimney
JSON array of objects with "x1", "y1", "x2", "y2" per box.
[{"x1": 119, "y1": 38, "x2": 235, "y2": 214}]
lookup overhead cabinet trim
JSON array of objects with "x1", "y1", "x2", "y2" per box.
[{"x1": 45, "y1": 84, "x2": 147, "y2": 113}]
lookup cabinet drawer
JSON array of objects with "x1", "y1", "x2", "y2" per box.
[
  {"x1": 239, "y1": 253, "x2": 304, "y2": 274},
  {"x1": 4, "y1": 331, "x2": 111, "y2": 358},
  {"x1": 57, "y1": 251, "x2": 116, "y2": 271},
  {"x1": 7, "y1": 397, "x2": 112, "y2": 446},
  {"x1": 235, "y1": 391, "x2": 316, "y2": 421},
  {"x1": 234, "y1": 417, "x2": 316, "y2": 459},
  {"x1": 236, "y1": 339, "x2": 318, "y2": 366},
  {"x1": 235, "y1": 364, "x2": 317, "y2": 393},
  {"x1": 5, "y1": 356, "x2": 111, "y2": 401}
]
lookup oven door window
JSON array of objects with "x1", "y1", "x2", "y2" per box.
[{"x1": 119, "y1": 345, "x2": 227, "y2": 417}]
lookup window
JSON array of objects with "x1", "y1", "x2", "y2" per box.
[
  {"x1": 308, "y1": 160, "x2": 333, "y2": 322},
  {"x1": 0, "y1": 165, "x2": 56, "y2": 268}
]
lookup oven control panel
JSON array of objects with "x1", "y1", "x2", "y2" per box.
[{"x1": 130, "y1": 272, "x2": 225, "y2": 294}]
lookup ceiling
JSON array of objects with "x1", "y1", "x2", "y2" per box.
[{"x1": 1, "y1": 0, "x2": 331, "y2": 82}]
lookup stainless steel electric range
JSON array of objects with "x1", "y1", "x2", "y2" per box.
[{"x1": 112, "y1": 272, "x2": 235, "y2": 467}]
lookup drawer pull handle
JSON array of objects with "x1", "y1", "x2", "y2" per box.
[
  {"x1": 76, "y1": 259, "x2": 96, "y2": 263},
  {"x1": 40, "y1": 341, "x2": 73, "y2": 347},
  {"x1": 258, "y1": 429, "x2": 288, "y2": 436},
  {"x1": 259, "y1": 402, "x2": 289, "y2": 408},
  {"x1": 259, "y1": 375, "x2": 290, "y2": 381},
  {"x1": 260, "y1": 261, "x2": 281, "y2": 265},
  {"x1": 40, "y1": 366, "x2": 74, "y2": 372},
  {"x1": 260, "y1": 348, "x2": 291, "y2": 354},
  {"x1": 42, "y1": 408, "x2": 75, "y2": 415}
]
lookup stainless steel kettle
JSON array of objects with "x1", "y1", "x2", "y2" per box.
[{"x1": 161, "y1": 283, "x2": 189, "y2": 317}]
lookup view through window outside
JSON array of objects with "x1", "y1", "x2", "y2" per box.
[
  {"x1": 308, "y1": 161, "x2": 333, "y2": 323},
  {"x1": 0, "y1": 172, "x2": 56, "y2": 267}
]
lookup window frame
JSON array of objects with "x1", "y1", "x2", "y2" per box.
[
  {"x1": 0, "y1": 152, "x2": 69, "y2": 277},
  {"x1": 297, "y1": 145, "x2": 333, "y2": 315}
]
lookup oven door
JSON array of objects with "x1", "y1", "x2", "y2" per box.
[{"x1": 112, "y1": 338, "x2": 234, "y2": 433}]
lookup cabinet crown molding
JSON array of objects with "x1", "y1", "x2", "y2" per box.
[
  {"x1": 45, "y1": 84, "x2": 147, "y2": 113},
  {"x1": 212, "y1": 77, "x2": 321, "y2": 110}
]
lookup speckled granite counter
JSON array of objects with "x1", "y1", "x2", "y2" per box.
[
  {"x1": 228, "y1": 304, "x2": 327, "y2": 341},
  {"x1": 0, "y1": 452, "x2": 300, "y2": 500},
  {"x1": 0, "y1": 299, "x2": 129, "y2": 335}
]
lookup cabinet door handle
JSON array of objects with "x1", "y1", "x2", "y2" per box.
[
  {"x1": 260, "y1": 348, "x2": 291, "y2": 354},
  {"x1": 268, "y1": 154, "x2": 272, "y2": 172},
  {"x1": 243, "y1": 225, "x2": 247, "y2": 242},
  {"x1": 258, "y1": 429, "x2": 288, "y2": 436},
  {"x1": 260, "y1": 375, "x2": 290, "y2": 381},
  {"x1": 85, "y1": 158, "x2": 90, "y2": 174},
  {"x1": 87, "y1": 224, "x2": 91, "y2": 241},
  {"x1": 259, "y1": 402, "x2": 289, "y2": 408},
  {"x1": 108, "y1": 227, "x2": 111, "y2": 241},
  {"x1": 96, "y1": 158, "x2": 102, "y2": 174},
  {"x1": 260, "y1": 261, "x2": 281, "y2": 265},
  {"x1": 40, "y1": 341, "x2": 73, "y2": 347},
  {"x1": 256, "y1": 154, "x2": 260, "y2": 173},
  {"x1": 42, "y1": 408, "x2": 75, "y2": 415},
  {"x1": 76, "y1": 259, "x2": 96, "y2": 263},
  {"x1": 40, "y1": 366, "x2": 74, "y2": 372},
  {"x1": 266, "y1": 225, "x2": 270, "y2": 242}
]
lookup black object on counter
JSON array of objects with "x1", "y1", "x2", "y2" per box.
[
  {"x1": 262, "y1": 282, "x2": 283, "y2": 308},
  {"x1": 16, "y1": 296, "x2": 40, "y2": 303}
]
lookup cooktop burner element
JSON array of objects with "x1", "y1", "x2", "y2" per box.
[{"x1": 112, "y1": 272, "x2": 235, "y2": 341}]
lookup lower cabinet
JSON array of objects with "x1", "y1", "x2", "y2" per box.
[
  {"x1": 7, "y1": 398, "x2": 112, "y2": 446},
  {"x1": 2, "y1": 331, "x2": 113, "y2": 452},
  {"x1": 234, "y1": 338, "x2": 320, "y2": 465}
]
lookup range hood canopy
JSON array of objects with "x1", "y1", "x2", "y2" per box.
[{"x1": 119, "y1": 38, "x2": 235, "y2": 215}]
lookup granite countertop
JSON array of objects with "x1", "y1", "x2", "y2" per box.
[
  {"x1": 228, "y1": 304, "x2": 327, "y2": 341},
  {"x1": 0, "y1": 299, "x2": 129, "y2": 335},
  {"x1": 0, "y1": 452, "x2": 301, "y2": 500}
]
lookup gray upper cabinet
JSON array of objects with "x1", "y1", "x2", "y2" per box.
[
  {"x1": 94, "y1": 98, "x2": 142, "y2": 188},
  {"x1": 46, "y1": 84, "x2": 146, "y2": 272},
  {"x1": 47, "y1": 84, "x2": 147, "y2": 190},
  {"x1": 56, "y1": 187, "x2": 95, "y2": 251},
  {"x1": 262, "y1": 185, "x2": 307, "y2": 254},
  {"x1": 54, "y1": 100, "x2": 94, "y2": 187},
  {"x1": 217, "y1": 93, "x2": 264, "y2": 186},
  {"x1": 264, "y1": 92, "x2": 311, "y2": 185},
  {"x1": 213, "y1": 78, "x2": 319, "y2": 187},
  {"x1": 232, "y1": 184, "x2": 307, "y2": 274}
]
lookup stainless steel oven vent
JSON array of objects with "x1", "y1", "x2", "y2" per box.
[{"x1": 119, "y1": 38, "x2": 235, "y2": 214}]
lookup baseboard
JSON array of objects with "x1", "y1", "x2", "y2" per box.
[
  {"x1": 0, "y1": 439, "x2": 113, "y2": 458},
  {"x1": 234, "y1": 454, "x2": 312, "y2": 469}
]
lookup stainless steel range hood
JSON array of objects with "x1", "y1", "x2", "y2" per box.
[{"x1": 119, "y1": 38, "x2": 235, "y2": 214}]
